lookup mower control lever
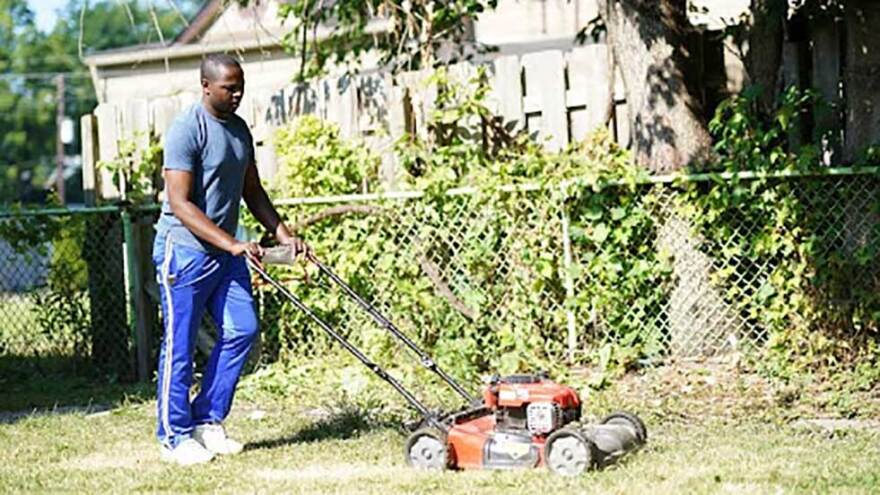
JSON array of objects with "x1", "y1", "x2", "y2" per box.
[{"x1": 261, "y1": 245, "x2": 304, "y2": 265}]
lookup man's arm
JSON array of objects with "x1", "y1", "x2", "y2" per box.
[
  {"x1": 165, "y1": 169, "x2": 262, "y2": 258},
  {"x1": 241, "y1": 162, "x2": 309, "y2": 255}
]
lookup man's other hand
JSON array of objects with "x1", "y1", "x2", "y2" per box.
[{"x1": 230, "y1": 241, "x2": 264, "y2": 269}]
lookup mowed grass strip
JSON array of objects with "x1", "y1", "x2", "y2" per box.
[{"x1": 1, "y1": 400, "x2": 879, "y2": 494}]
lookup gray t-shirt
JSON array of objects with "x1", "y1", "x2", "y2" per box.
[{"x1": 156, "y1": 103, "x2": 254, "y2": 253}]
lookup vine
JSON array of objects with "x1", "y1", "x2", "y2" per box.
[{"x1": 97, "y1": 131, "x2": 163, "y2": 204}]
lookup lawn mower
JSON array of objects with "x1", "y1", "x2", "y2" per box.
[{"x1": 252, "y1": 246, "x2": 647, "y2": 476}]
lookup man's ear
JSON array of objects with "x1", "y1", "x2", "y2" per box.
[{"x1": 200, "y1": 78, "x2": 209, "y2": 91}]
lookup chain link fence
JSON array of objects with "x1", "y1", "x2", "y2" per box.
[
  {"x1": 0, "y1": 208, "x2": 135, "y2": 380},
  {"x1": 256, "y1": 169, "x2": 880, "y2": 371},
  {"x1": 2, "y1": 169, "x2": 877, "y2": 382}
]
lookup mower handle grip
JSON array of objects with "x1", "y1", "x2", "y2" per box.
[{"x1": 261, "y1": 245, "x2": 319, "y2": 266}]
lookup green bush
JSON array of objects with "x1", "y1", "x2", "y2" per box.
[
  {"x1": 270, "y1": 115, "x2": 379, "y2": 198},
  {"x1": 250, "y1": 68, "x2": 654, "y2": 385},
  {"x1": 684, "y1": 86, "x2": 880, "y2": 379}
]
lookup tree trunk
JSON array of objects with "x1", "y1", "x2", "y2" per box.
[
  {"x1": 747, "y1": 0, "x2": 786, "y2": 115},
  {"x1": 844, "y1": 0, "x2": 880, "y2": 162},
  {"x1": 597, "y1": 1, "x2": 740, "y2": 357},
  {"x1": 597, "y1": 0, "x2": 713, "y2": 172},
  {"x1": 841, "y1": 0, "x2": 880, "y2": 336}
]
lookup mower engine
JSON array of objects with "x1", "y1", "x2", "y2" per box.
[
  {"x1": 485, "y1": 373, "x2": 580, "y2": 436},
  {"x1": 405, "y1": 373, "x2": 646, "y2": 476}
]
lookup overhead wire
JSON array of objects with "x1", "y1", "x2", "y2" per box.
[
  {"x1": 166, "y1": 0, "x2": 191, "y2": 27},
  {"x1": 0, "y1": 72, "x2": 91, "y2": 79}
]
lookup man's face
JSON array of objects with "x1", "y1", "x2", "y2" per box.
[{"x1": 202, "y1": 64, "x2": 244, "y2": 116}]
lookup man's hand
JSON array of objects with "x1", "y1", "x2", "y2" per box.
[
  {"x1": 278, "y1": 235, "x2": 312, "y2": 261},
  {"x1": 229, "y1": 241, "x2": 265, "y2": 269}
]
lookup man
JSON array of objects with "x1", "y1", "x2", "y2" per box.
[{"x1": 152, "y1": 53, "x2": 307, "y2": 465}]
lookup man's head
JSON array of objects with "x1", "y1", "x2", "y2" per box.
[{"x1": 200, "y1": 53, "x2": 244, "y2": 118}]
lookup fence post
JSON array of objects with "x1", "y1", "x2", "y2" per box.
[
  {"x1": 121, "y1": 208, "x2": 151, "y2": 382},
  {"x1": 559, "y1": 183, "x2": 578, "y2": 362},
  {"x1": 80, "y1": 114, "x2": 98, "y2": 206}
]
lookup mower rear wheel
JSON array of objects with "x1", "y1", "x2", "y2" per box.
[
  {"x1": 544, "y1": 428, "x2": 598, "y2": 476},
  {"x1": 404, "y1": 428, "x2": 448, "y2": 470},
  {"x1": 600, "y1": 411, "x2": 647, "y2": 445}
]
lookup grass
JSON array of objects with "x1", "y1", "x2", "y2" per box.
[
  {"x1": 1, "y1": 400, "x2": 878, "y2": 494},
  {"x1": 1, "y1": 357, "x2": 880, "y2": 494}
]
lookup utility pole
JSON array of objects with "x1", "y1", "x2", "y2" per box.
[{"x1": 55, "y1": 74, "x2": 66, "y2": 204}]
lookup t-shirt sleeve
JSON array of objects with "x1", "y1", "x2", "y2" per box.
[
  {"x1": 163, "y1": 119, "x2": 199, "y2": 172},
  {"x1": 245, "y1": 124, "x2": 256, "y2": 165}
]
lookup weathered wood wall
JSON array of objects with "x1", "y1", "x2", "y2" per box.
[{"x1": 82, "y1": 46, "x2": 625, "y2": 198}]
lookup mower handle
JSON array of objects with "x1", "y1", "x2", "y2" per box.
[
  {"x1": 246, "y1": 256, "x2": 448, "y2": 432},
  {"x1": 259, "y1": 245, "x2": 476, "y2": 405}
]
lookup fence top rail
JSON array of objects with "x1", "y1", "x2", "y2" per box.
[
  {"x1": 627, "y1": 165, "x2": 880, "y2": 186},
  {"x1": 0, "y1": 167, "x2": 874, "y2": 215},
  {"x1": 0, "y1": 203, "x2": 163, "y2": 219},
  {"x1": 273, "y1": 166, "x2": 880, "y2": 207}
]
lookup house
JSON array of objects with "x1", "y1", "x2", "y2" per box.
[{"x1": 83, "y1": 1, "x2": 615, "y2": 108}]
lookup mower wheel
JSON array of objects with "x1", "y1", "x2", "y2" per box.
[
  {"x1": 544, "y1": 427, "x2": 598, "y2": 476},
  {"x1": 404, "y1": 428, "x2": 449, "y2": 470},
  {"x1": 600, "y1": 411, "x2": 647, "y2": 445}
]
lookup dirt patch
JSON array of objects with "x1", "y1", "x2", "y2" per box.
[
  {"x1": 253, "y1": 463, "x2": 398, "y2": 483},
  {"x1": 581, "y1": 355, "x2": 880, "y2": 423},
  {"x1": 0, "y1": 404, "x2": 112, "y2": 425},
  {"x1": 580, "y1": 355, "x2": 778, "y2": 421},
  {"x1": 64, "y1": 443, "x2": 155, "y2": 471},
  {"x1": 791, "y1": 418, "x2": 880, "y2": 434}
]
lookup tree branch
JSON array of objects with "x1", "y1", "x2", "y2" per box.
[{"x1": 289, "y1": 204, "x2": 477, "y2": 320}]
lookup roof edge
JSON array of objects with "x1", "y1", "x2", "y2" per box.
[
  {"x1": 83, "y1": 37, "x2": 284, "y2": 68},
  {"x1": 85, "y1": 18, "x2": 392, "y2": 69}
]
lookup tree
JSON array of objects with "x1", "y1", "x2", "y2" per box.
[
  {"x1": 594, "y1": 0, "x2": 714, "y2": 173},
  {"x1": 0, "y1": 0, "x2": 200, "y2": 205},
  {"x1": 594, "y1": 0, "x2": 878, "y2": 171},
  {"x1": 0, "y1": 0, "x2": 57, "y2": 204},
  {"x1": 745, "y1": 0, "x2": 787, "y2": 116},
  {"x1": 276, "y1": 0, "x2": 498, "y2": 81}
]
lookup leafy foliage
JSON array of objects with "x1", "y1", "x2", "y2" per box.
[
  {"x1": 248, "y1": 71, "x2": 879, "y2": 402},
  {"x1": 250, "y1": 69, "x2": 654, "y2": 387},
  {"x1": 276, "y1": 0, "x2": 498, "y2": 80},
  {"x1": 269, "y1": 115, "x2": 379, "y2": 198},
  {"x1": 0, "y1": 0, "x2": 199, "y2": 205},
  {"x1": 32, "y1": 216, "x2": 91, "y2": 358},
  {"x1": 683, "y1": 86, "x2": 880, "y2": 379},
  {"x1": 97, "y1": 131, "x2": 163, "y2": 204}
]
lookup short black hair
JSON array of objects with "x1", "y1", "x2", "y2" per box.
[{"x1": 200, "y1": 53, "x2": 242, "y2": 82}]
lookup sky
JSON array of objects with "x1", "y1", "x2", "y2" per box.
[{"x1": 31, "y1": 0, "x2": 69, "y2": 32}]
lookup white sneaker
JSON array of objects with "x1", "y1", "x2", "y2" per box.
[
  {"x1": 193, "y1": 423, "x2": 244, "y2": 455},
  {"x1": 160, "y1": 438, "x2": 215, "y2": 466}
]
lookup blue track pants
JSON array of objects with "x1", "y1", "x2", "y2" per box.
[{"x1": 152, "y1": 236, "x2": 258, "y2": 447}]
